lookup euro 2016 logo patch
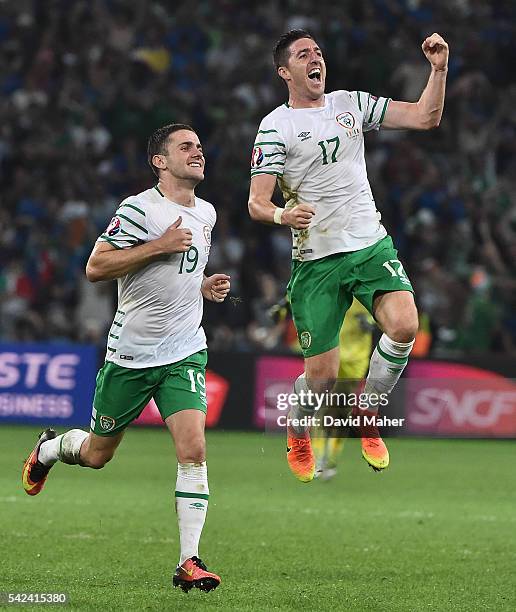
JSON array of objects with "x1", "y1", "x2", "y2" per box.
[
  {"x1": 99, "y1": 415, "x2": 116, "y2": 432},
  {"x1": 251, "y1": 146, "x2": 264, "y2": 168},
  {"x1": 106, "y1": 216, "x2": 121, "y2": 237},
  {"x1": 300, "y1": 331, "x2": 312, "y2": 350}
]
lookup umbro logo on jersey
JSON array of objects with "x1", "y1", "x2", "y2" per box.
[{"x1": 297, "y1": 131, "x2": 311, "y2": 141}]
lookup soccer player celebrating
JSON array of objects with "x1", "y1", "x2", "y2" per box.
[
  {"x1": 248, "y1": 30, "x2": 448, "y2": 481},
  {"x1": 22, "y1": 124, "x2": 229, "y2": 592}
]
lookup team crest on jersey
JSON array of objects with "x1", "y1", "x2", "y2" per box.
[
  {"x1": 203, "y1": 225, "x2": 211, "y2": 245},
  {"x1": 251, "y1": 146, "x2": 264, "y2": 168},
  {"x1": 336, "y1": 112, "x2": 360, "y2": 138},
  {"x1": 336, "y1": 112, "x2": 355, "y2": 130},
  {"x1": 99, "y1": 415, "x2": 115, "y2": 432},
  {"x1": 106, "y1": 216, "x2": 121, "y2": 236}
]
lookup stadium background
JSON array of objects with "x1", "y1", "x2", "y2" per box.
[{"x1": 1, "y1": 1, "x2": 515, "y2": 610}]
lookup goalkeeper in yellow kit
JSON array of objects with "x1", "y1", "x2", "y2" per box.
[{"x1": 312, "y1": 299, "x2": 375, "y2": 480}]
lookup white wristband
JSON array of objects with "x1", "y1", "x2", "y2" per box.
[{"x1": 273, "y1": 207, "x2": 284, "y2": 225}]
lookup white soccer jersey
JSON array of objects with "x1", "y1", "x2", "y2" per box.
[
  {"x1": 251, "y1": 90, "x2": 391, "y2": 261},
  {"x1": 97, "y1": 186, "x2": 216, "y2": 368}
]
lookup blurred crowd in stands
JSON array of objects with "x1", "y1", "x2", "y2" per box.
[{"x1": 1, "y1": 0, "x2": 515, "y2": 355}]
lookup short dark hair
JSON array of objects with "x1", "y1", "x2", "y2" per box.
[
  {"x1": 147, "y1": 123, "x2": 196, "y2": 177},
  {"x1": 273, "y1": 29, "x2": 315, "y2": 69}
]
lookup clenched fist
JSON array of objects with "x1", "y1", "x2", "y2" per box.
[
  {"x1": 156, "y1": 216, "x2": 193, "y2": 253},
  {"x1": 422, "y1": 33, "x2": 449, "y2": 72},
  {"x1": 202, "y1": 274, "x2": 231, "y2": 302},
  {"x1": 281, "y1": 200, "x2": 315, "y2": 230}
]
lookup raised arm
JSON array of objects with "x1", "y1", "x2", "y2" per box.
[
  {"x1": 382, "y1": 33, "x2": 449, "y2": 131},
  {"x1": 86, "y1": 217, "x2": 192, "y2": 282},
  {"x1": 248, "y1": 174, "x2": 314, "y2": 229}
]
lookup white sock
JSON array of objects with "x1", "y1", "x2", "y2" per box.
[
  {"x1": 363, "y1": 334, "x2": 414, "y2": 413},
  {"x1": 175, "y1": 462, "x2": 209, "y2": 565},
  {"x1": 288, "y1": 373, "x2": 317, "y2": 434},
  {"x1": 39, "y1": 429, "x2": 88, "y2": 466},
  {"x1": 38, "y1": 435, "x2": 61, "y2": 466}
]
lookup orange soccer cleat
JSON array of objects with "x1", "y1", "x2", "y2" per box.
[
  {"x1": 287, "y1": 427, "x2": 315, "y2": 482},
  {"x1": 355, "y1": 409, "x2": 390, "y2": 471},
  {"x1": 173, "y1": 557, "x2": 221, "y2": 593},
  {"x1": 22, "y1": 428, "x2": 57, "y2": 495}
]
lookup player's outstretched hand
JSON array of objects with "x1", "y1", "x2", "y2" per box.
[
  {"x1": 202, "y1": 274, "x2": 231, "y2": 302},
  {"x1": 282, "y1": 201, "x2": 315, "y2": 230},
  {"x1": 157, "y1": 216, "x2": 193, "y2": 253},
  {"x1": 422, "y1": 33, "x2": 449, "y2": 72}
]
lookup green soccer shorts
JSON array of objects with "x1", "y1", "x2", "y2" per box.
[
  {"x1": 287, "y1": 235, "x2": 414, "y2": 358},
  {"x1": 91, "y1": 350, "x2": 208, "y2": 436}
]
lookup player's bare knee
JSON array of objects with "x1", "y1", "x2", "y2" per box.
[
  {"x1": 189, "y1": 439, "x2": 206, "y2": 463},
  {"x1": 306, "y1": 366, "x2": 337, "y2": 394},
  {"x1": 177, "y1": 437, "x2": 205, "y2": 463},
  {"x1": 386, "y1": 315, "x2": 418, "y2": 343}
]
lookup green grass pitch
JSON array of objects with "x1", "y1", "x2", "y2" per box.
[{"x1": 1, "y1": 426, "x2": 515, "y2": 611}]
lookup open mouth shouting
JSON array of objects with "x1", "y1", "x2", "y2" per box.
[{"x1": 308, "y1": 67, "x2": 322, "y2": 83}]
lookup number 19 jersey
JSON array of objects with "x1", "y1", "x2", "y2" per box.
[
  {"x1": 251, "y1": 90, "x2": 390, "y2": 261},
  {"x1": 97, "y1": 186, "x2": 216, "y2": 368}
]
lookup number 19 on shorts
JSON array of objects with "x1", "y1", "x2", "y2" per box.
[{"x1": 187, "y1": 369, "x2": 207, "y2": 405}]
